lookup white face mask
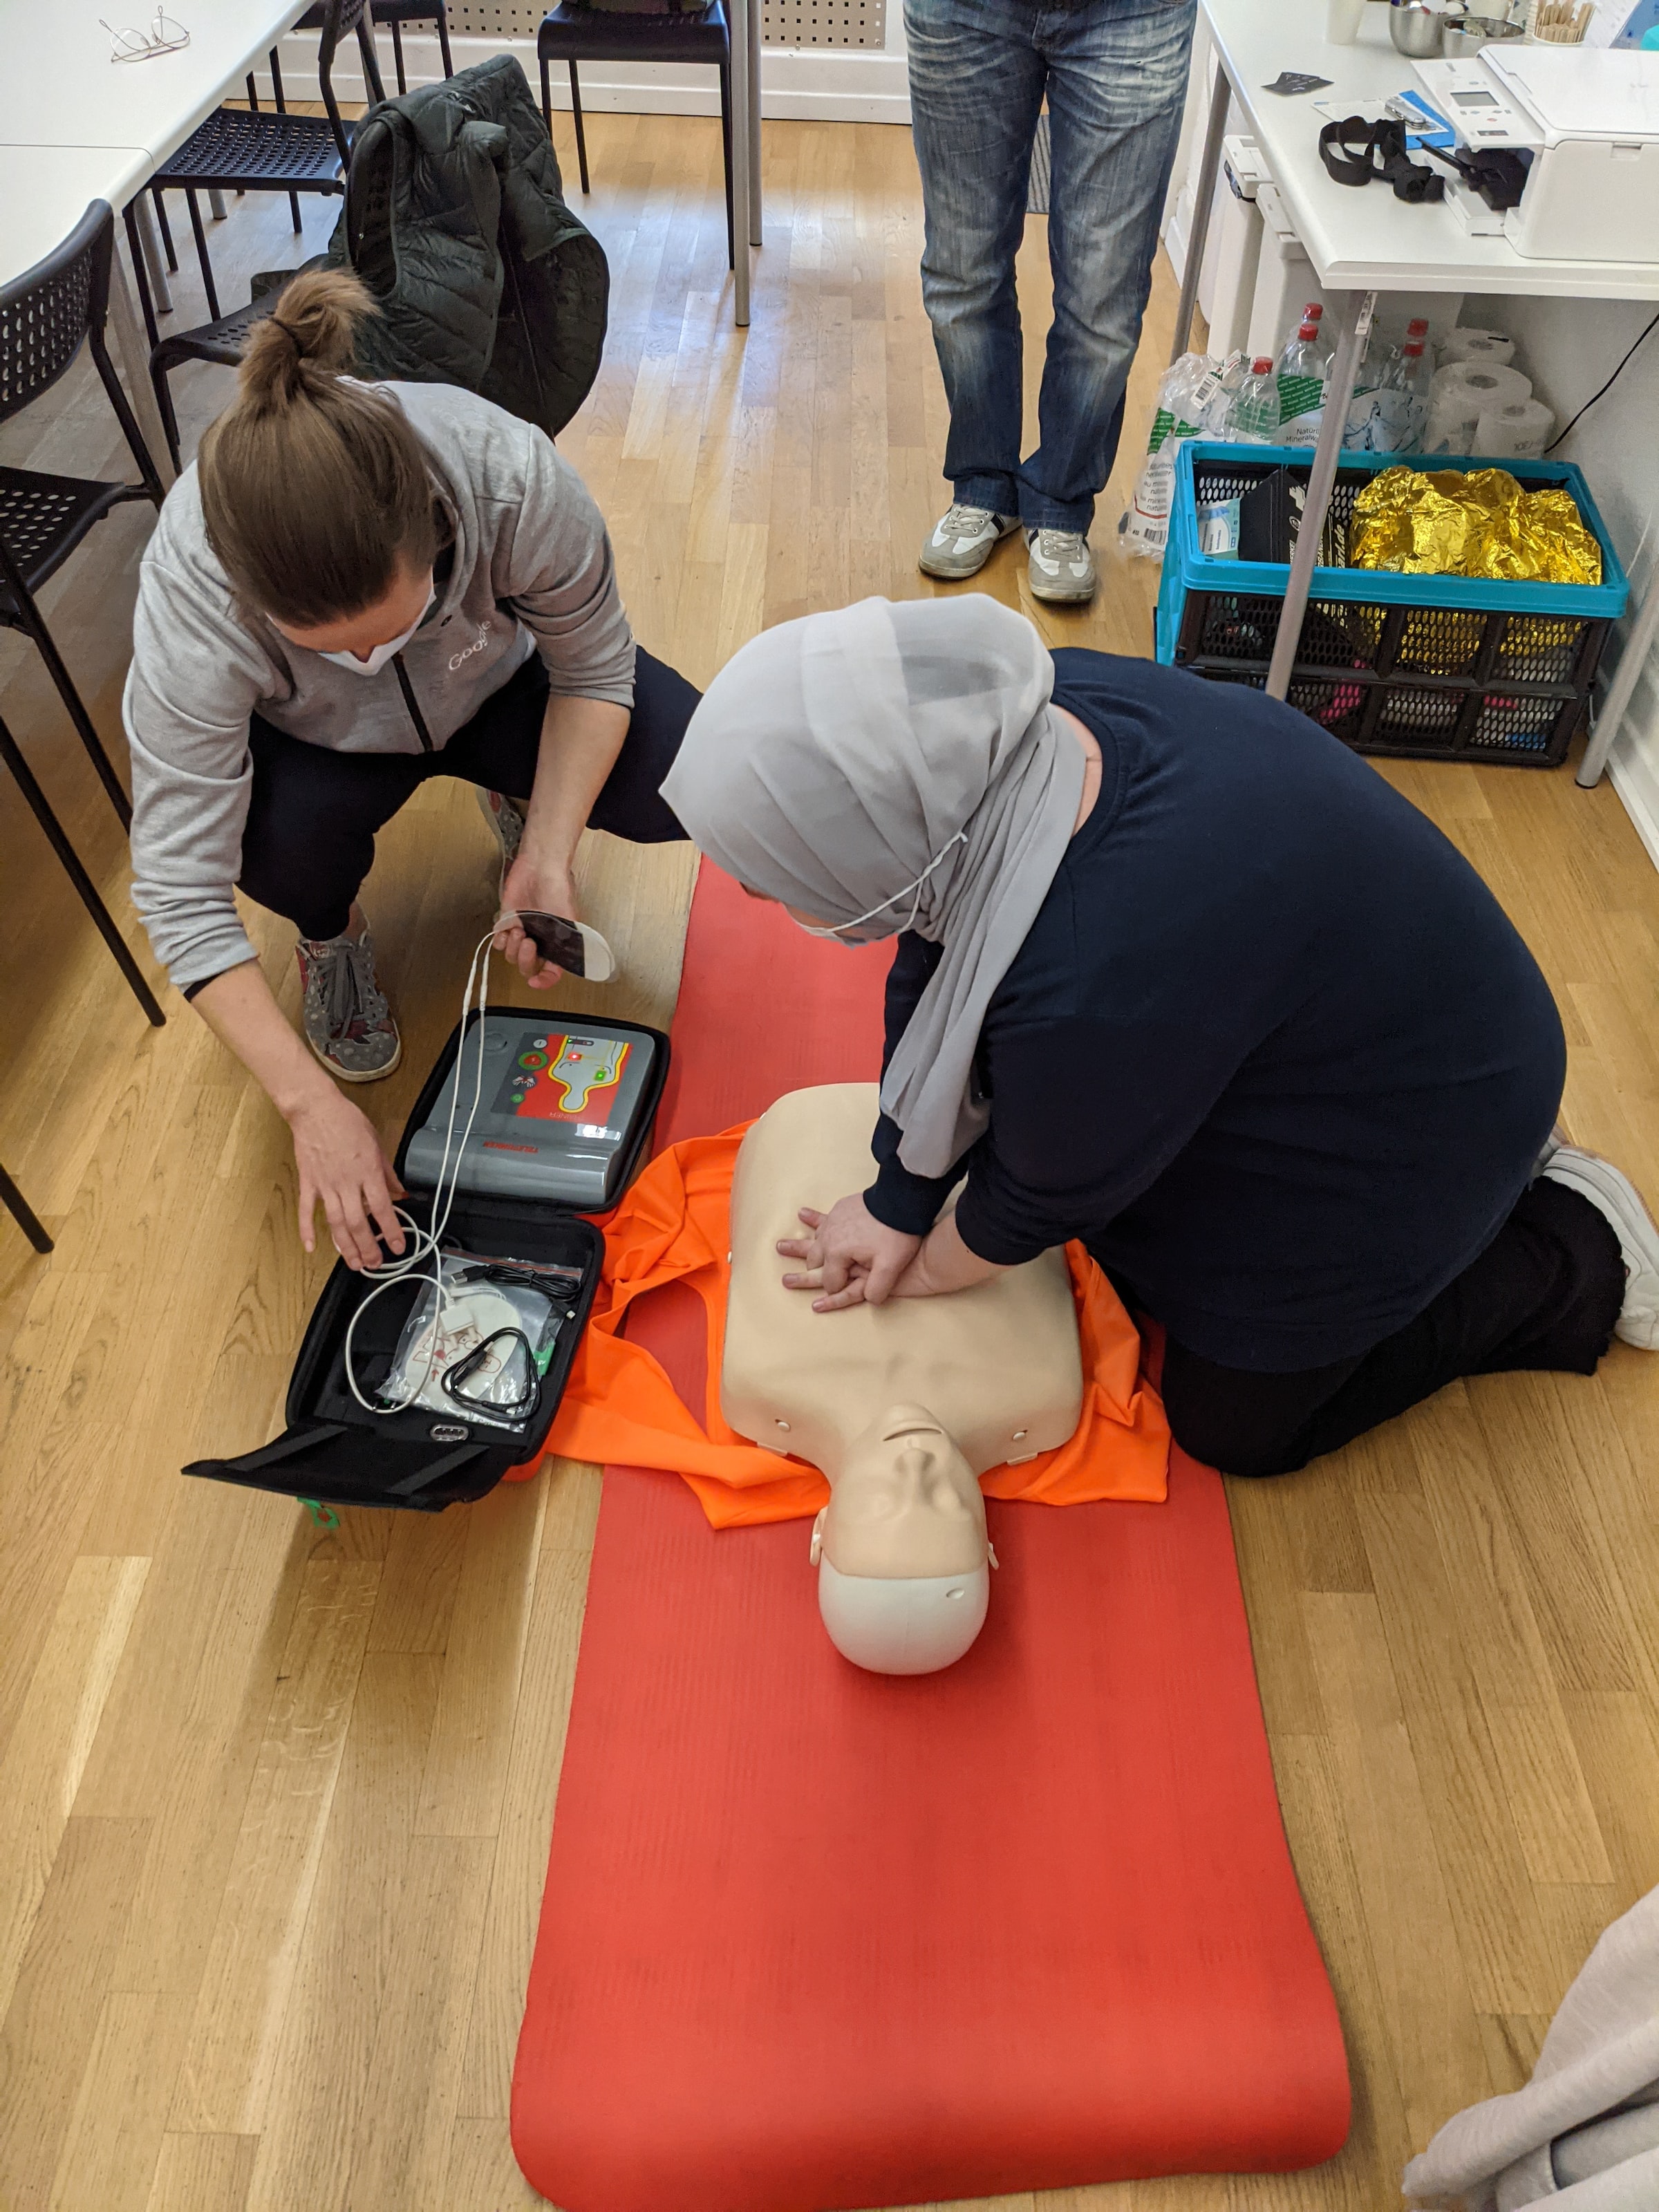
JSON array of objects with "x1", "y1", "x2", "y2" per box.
[
  {"x1": 312, "y1": 583, "x2": 435, "y2": 677},
  {"x1": 792, "y1": 831, "x2": 968, "y2": 944}
]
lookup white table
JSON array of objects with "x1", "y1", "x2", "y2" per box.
[
  {"x1": 1179, "y1": 0, "x2": 1659, "y2": 737},
  {"x1": 727, "y1": 0, "x2": 763, "y2": 326},
  {"x1": 0, "y1": 0, "x2": 317, "y2": 479}
]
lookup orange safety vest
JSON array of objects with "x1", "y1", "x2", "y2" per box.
[{"x1": 514, "y1": 1123, "x2": 1170, "y2": 1528}]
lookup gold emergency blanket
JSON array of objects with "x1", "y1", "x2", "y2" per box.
[{"x1": 1348, "y1": 466, "x2": 1602, "y2": 586}]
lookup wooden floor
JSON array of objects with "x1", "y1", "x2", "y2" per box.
[{"x1": 4, "y1": 112, "x2": 1659, "y2": 2212}]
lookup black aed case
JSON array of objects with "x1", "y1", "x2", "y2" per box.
[{"x1": 185, "y1": 1009, "x2": 668, "y2": 1514}]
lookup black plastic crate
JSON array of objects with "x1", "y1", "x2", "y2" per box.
[{"x1": 1157, "y1": 447, "x2": 1627, "y2": 770}]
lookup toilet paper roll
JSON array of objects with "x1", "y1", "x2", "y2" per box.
[
  {"x1": 1441, "y1": 328, "x2": 1517, "y2": 366},
  {"x1": 1425, "y1": 364, "x2": 1533, "y2": 452},
  {"x1": 1430, "y1": 361, "x2": 1533, "y2": 409},
  {"x1": 1473, "y1": 397, "x2": 1556, "y2": 459}
]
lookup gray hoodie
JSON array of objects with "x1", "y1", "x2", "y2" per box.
[{"x1": 124, "y1": 379, "x2": 635, "y2": 995}]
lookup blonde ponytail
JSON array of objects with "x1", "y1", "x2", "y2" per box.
[{"x1": 198, "y1": 268, "x2": 438, "y2": 626}]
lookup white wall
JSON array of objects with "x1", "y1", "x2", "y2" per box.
[
  {"x1": 1459, "y1": 291, "x2": 1659, "y2": 861},
  {"x1": 269, "y1": 12, "x2": 912, "y2": 125}
]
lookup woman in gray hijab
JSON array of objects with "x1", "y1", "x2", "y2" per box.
[{"x1": 663, "y1": 594, "x2": 1657, "y2": 1481}]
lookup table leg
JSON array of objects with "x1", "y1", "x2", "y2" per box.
[
  {"x1": 131, "y1": 191, "x2": 173, "y2": 316},
  {"x1": 1264, "y1": 288, "x2": 1372, "y2": 703},
  {"x1": 729, "y1": 0, "x2": 753, "y2": 326},
  {"x1": 747, "y1": 0, "x2": 762, "y2": 249},
  {"x1": 108, "y1": 238, "x2": 178, "y2": 489},
  {"x1": 208, "y1": 188, "x2": 228, "y2": 220},
  {"x1": 1170, "y1": 62, "x2": 1230, "y2": 366},
  {"x1": 1577, "y1": 568, "x2": 1659, "y2": 789}
]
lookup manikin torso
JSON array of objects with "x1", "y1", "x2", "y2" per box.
[{"x1": 721, "y1": 1085, "x2": 1085, "y2": 1672}]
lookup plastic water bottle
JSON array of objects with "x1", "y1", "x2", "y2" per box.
[
  {"x1": 1224, "y1": 357, "x2": 1282, "y2": 444},
  {"x1": 1201, "y1": 350, "x2": 1252, "y2": 436},
  {"x1": 1376, "y1": 337, "x2": 1434, "y2": 451},
  {"x1": 1277, "y1": 319, "x2": 1329, "y2": 433}
]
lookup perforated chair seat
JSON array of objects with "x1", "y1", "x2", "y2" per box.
[
  {"x1": 0, "y1": 469, "x2": 147, "y2": 611},
  {"x1": 538, "y1": 0, "x2": 727, "y2": 63},
  {"x1": 152, "y1": 108, "x2": 349, "y2": 192},
  {"x1": 538, "y1": 1, "x2": 733, "y2": 265}
]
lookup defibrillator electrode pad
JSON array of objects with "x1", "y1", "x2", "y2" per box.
[{"x1": 403, "y1": 1013, "x2": 658, "y2": 1208}]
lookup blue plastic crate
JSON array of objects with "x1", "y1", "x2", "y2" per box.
[{"x1": 1153, "y1": 444, "x2": 1629, "y2": 768}]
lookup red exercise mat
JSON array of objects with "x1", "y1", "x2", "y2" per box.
[{"x1": 512, "y1": 866, "x2": 1349, "y2": 2211}]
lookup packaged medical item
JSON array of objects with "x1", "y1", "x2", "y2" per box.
[
  {"x1": 381, "y1": 1250, "x2": 585, "y2": 1430},
  {"x1": 1349, "y1": 465, "x2": 1603, "y2": 584}
]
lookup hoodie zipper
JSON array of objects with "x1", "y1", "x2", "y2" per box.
[{"x1": 393, "y1": 653, "x2": 434, "y2": 751}]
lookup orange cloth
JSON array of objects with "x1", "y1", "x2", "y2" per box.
[{"x1": 518, "y1": 1123, "x2": 1169, "y2": 1527}]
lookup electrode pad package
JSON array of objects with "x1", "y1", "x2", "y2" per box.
[
  {"x1": 184, "y1": 975, "x2": 668, "y2": 1517},
  {"x1": 379, "y1": 1253, "x2": 585, "y2": 1432}
]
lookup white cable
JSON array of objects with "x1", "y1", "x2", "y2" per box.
[{"x1": 343, "y1": 929, "x2": 498, "y2": 1418}]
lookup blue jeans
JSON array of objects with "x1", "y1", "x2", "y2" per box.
[{"x1": 904, "y1": 0, "x2": 1195, "y2": 533}]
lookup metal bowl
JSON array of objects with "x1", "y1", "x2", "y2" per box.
[
  {"x1": 1441, "y1": 13, "x2": 1525, "y2": 55},
  {"x1": 1389, "y1": 0, "x2": 1446, "y2": 55}
]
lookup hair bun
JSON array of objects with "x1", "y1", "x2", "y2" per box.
[{"x1": 237, "y1": 266, "x2": 375, "y2": 410}]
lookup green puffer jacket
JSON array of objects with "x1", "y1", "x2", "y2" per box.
[{"x1": 326, "y1": 54, "x2": 608, "y2": 440}]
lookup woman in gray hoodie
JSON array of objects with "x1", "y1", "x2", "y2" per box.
[{"x1": 124, "y1": 267, "x2": 695, "y2": 1273}]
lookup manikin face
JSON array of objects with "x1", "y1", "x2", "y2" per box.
[{"x1": 822, "y1": 1403, "x2": 987, "y2": 1580}]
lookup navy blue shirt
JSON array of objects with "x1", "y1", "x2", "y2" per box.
[{"x1": 865, "y1": 650, "x2": 1566, "y2": 1372}]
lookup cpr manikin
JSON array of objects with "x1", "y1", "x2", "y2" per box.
[{"x1": 722, "y1": 1085, "x2": 1084, "y2": 1675}]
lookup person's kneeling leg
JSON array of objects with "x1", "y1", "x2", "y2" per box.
[{"x1": 1163, "y1": 1174, "x2": 1627, "y2": 1479}]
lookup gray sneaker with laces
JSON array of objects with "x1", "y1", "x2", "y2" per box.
[
  {"x1": 1026, "y1": 526, "x2": 1098, "y2": 604},
  {"x1": 295, "y1": 921, "x2": 402, "y2": 1082},
  {"x1": 919, "y1": 503, "x2": 1020, "y2": 581},
  {"x1": 478, "y1": 786, "x2": 527, "y2": 902}
]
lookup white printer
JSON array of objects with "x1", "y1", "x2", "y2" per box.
[{"x1": 1414, "y1": 46, "x2": 1659, "y2": 261}]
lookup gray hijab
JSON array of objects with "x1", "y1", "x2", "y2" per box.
[{"x1": 660, "y1": 594, "x2": 1085, "y2": 1179}]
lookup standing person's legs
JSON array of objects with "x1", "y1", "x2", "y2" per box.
[
  {"x1": 904, "y1": 0, "x2": 1047, "y2": 529},
  {"x1": 1027, "y1": 0, "x2": 1195, "y2": 536},
  {"x1": 1159, "y1": 1176, "x2": 1627, "y2": 1479}
]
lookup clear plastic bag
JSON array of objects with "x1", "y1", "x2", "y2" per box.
[
  {"x1": 1120, "y1": 352, "x2": 1219, "y2": 560},
  {"x1": 380, "y1": 1250, "x2": 584, "y2": 1430}
]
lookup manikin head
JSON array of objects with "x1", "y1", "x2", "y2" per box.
[{"x1": 810, "y1": 1403, "x2": 994, "y2": 1676}]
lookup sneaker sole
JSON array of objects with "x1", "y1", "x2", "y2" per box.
[
  {"x1": 306, "y1": 1030, "x2": 403, "y2": 1085},
  {"x1": 477, "y1": 785, "x2": 526, "y2": 903},
  {"x1": 1541, "y1": 1146, "x2": 1659, "y2": 1348},
  {"x1": 918, "y1": 520, "x2": 1019, "y2": 581},
  {"x1": 1028, "y1": 569, "x2": 1098, "y2": 605}
]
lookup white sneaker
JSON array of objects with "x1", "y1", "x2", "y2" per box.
[
  {"x1": 1539, "y1": 1144, "x2": 1659, "y2": 1349},
  {"x1": 919, "y1": 503, "x2": 1019, "y2": 581},
  {"x1": 1026, "y1": 527, "x2": 1098, "y2": 604}
]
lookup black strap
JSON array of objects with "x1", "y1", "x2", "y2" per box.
[{"x1": 1318, "y1": 116, "x2": 1445, "y2": 203}]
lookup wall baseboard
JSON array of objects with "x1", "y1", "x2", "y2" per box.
[
  {"x1": 268, "y1": 31, "x2": 912, "y2": 124},
  {"x1": 1606, "y1": 668, "x2": 1659, "y2": 876}
]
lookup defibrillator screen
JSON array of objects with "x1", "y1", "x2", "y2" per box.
[{"x1": 493, "y1": 1031, "x2": 633, "y2": 1138}]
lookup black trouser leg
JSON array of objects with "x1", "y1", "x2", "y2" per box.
[
  {"x1": 241, "y1": 716, "x2": 427, "y2": 941},
  {"x1": 1159, "y1": 1176, "x2": 1626, "y2": 1479},
  {"x1": 236, "y1": 653, "x2": 695, "y2": 941},
  {"x1": 431, "y1": 649, "x2": 695, "y2": 841}
]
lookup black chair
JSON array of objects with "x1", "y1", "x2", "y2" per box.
[
  {"x1": 130, "y1": 258, "x2": 329, "y2": 474},
  {"x1": 0, "y1": 705, "x2": 164, "y2": 1027},
  {"x1": 0, "y1": 1161, "x2": 53, "y2": 1255},
  {"x1": 141, "y1": 0, "x2": 386, "y2": 327},
  {"x1": 538, "y1": 2, "x2": 734, "y2": 269},
  {"x1": 0, "y1": 200, "x2": 166, "y2": 834}
]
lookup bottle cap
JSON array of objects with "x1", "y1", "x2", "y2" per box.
[
  {"x1": 1297, "y1": 321, "x2": 1319, "y2": 339},
  {"x1": 1403, "y1": 341, "x2": 1425, "y2": 357},
  {"x1": 1250, "y1": 356, "x2": 1273, "y2": 374},
  {"x1": 1406, "y1": 317, "x2": 1429, "y2": 335},
  {"x1": 1304, "y1": 301, "x2": 1324, "y2": 319}
]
